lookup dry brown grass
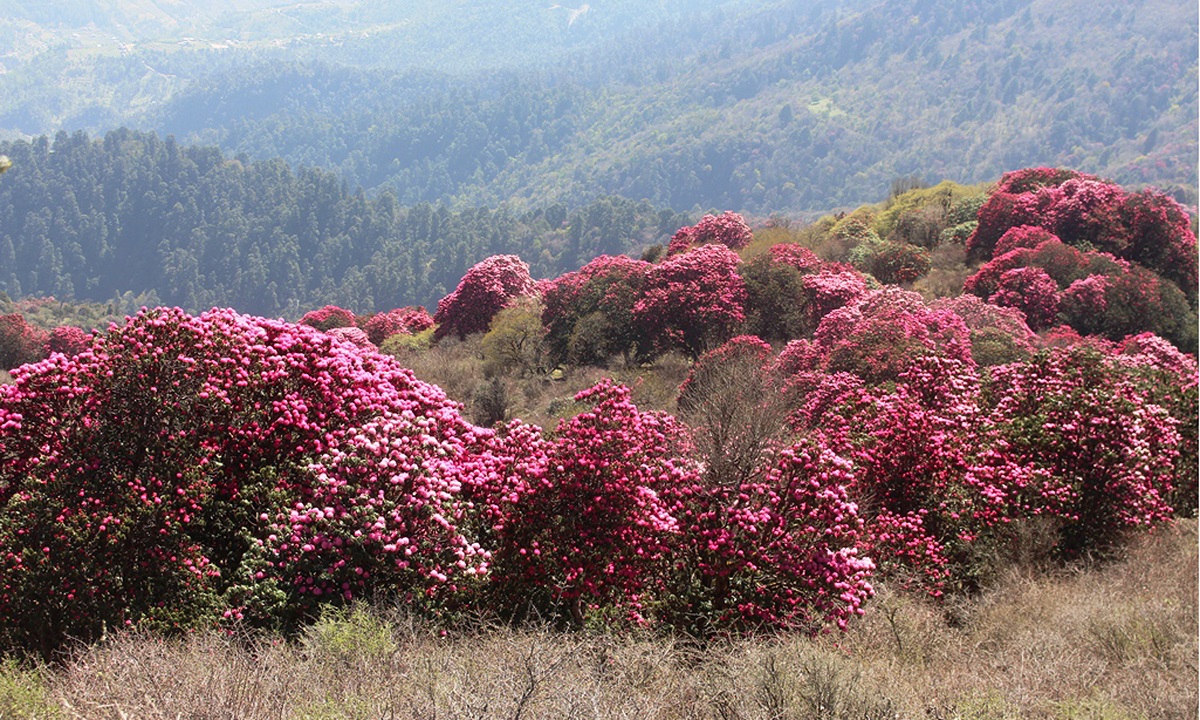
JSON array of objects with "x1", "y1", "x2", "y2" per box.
[
  {"x1": 4, "y1": 520, "x2": 1193, "y2": 719},
  {"x1": 393, "y1": 335, "x2": 692, "y2": 430},
  {"x1": 839, "y1": 518, "x2": 1199, "y2": 719}
]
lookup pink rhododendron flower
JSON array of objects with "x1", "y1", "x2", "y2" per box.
[
  {"x1": 299, "y1": 305, "x2": 356, "y2": 331},
  {"x1": 667, "y1": 211, "x2": 753, "y2": 256},
  {"x1": 434, "y1": 255, "x2": 536, "y2": 341}
]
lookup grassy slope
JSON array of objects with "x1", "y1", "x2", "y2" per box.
[{"x1": 4, "y1": 518, "x2": 1193, "y2": 718}]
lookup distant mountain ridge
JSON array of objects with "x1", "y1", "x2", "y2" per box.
[{"x1": 0, "y1": 0, "x2": 1195, "y2": 215}]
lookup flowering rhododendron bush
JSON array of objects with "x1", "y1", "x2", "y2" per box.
[
  {"x1": 989, "y1": 267, "x2": 1060, "y2": 331},
  {"x1": 770, "y1": 288, "x2": 1196, "y2": 592},
  {"x1": 633, "y1": 244, "x2": 747, "y2": 359},
  {"x1": 778, "y1": 287, "x2": 974, "y2": 386},
  {"x1": 992, "y1": 225, "x2": 1060, "y2": 256},
  {"x1": 0, "y1": 308, "x2": 890, "y2": 655},
  {"x1": 298, "y1": 305, "x2": 356, "y2": 331},
  {"x1": 979, "y1": 346, "x2": 1185, "y2": 555},
  {"x1": 740, "y1": 244, "x2": 869, "y2": 342},
  {"x1": 468, "y1": 379, "x2": 875, "y2": 635},
  {"x1": 967, "y1": 167, "x2": 1198, "y2": 305},
  {"x1": 775, "y1": 347, "x2": 1191, "y2": 594},
  {"x1": 964, "y1": 237, "x2": 1196, "y2": 348},
  {"x1": 43, "y1": 325, "x2": 91, "y2": 357},
  {"x1": 433, "y1": 254, "x2": 536, "y2": 341},
  {"x1": 250, "y1": 410, "x2": 491, "y2": 625},
  {"x1": 963, "y1": 238, "x2": 1126, "y2": 298},
  {"x1": 658, "y1": 438, "x2": 875, "y2": 635},
  {"x1": 0, "y1": 313, "x2": 48, "y2": 369},
  {"x1": 667, "y1": 211, "x2": 753, "y2": 256},
  {"x1": 820, "y1": 358, "x2": 987, "y2": 594},
  {"x1": 470, "y1": 381, "x2": 693, "y2": 626},
  {"x1": 540, "y1": 254, "x2": 651, "y2": 366},
  {"x1": 325, "y1": 325, "x2": 372, "y2": 349},
  {"x1": 931, "y1": 294, "x2": 1037, "y2": 366},
  {"x1": 1117, "y1": 334, "x2": 1199, "y2": 515},
  {"x1": 360, "y1": 306, "x2": 435, "y2": 346},
  {"x1": 0, "y1": 307, "x2": 493, "y2": 656}
]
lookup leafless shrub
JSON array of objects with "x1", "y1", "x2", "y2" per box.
[{"x1": 677, "y1": 352, "x2": 790, "y2": 488}]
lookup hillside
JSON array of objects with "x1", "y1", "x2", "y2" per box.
[
  {"x1": 0, "y1": 1, "x2": 1196, "y2": 713},
  {"x1": 0, "y1": 0, "x2": 783, "y2": 136},
  {"x1": 2, "y1": 0, "x2": 1194, "y2": 215},
  {"x1": 0, "y1": 162, "x2": 1195, "y2": 715},
  {"x1": 503, "y1": 0, "x2": 1198, "y2": 211},
  {"x1": 0, "y1": 129, "x2": 688, "y2": 315},
  {"x1": 0, "y1": 183, "x2": 1195, "y2": 670},
  {"x1": 0, "y1": 0, "x2": 771, "y2": 68}
]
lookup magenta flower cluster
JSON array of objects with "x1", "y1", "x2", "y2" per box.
[
  {"x1": 667, "y1": 211, "x2": 754, "y2": 256},
  {"x1": 0, "y1": 314, "x2": 49, "y2": 369},
  {"x1": 434, "y1": 255, "x2": 537, "y2": 341},
  {"x1": 722, "y1": 316, "x2": 1182, "y2": 597},
  {"x1": 968, "y1": 167, "x2": 1197, "y2": 296},
  {"x1": 361, "y1": 306, "x2": 435, "y2": 345},
  {"x1": 779, "y1": 288, "x2": 974, "y2": 386},
  {"x1": 298, "y1": 305, "x2": 435, "y2": 347},
  {"x1": 1, "y1": 314, "x2": 92, "y2": 370},
  {"x1": 0, "y1": 308, "x2": 880, "y2": 654},
  {"x1": 298, "y1": 305, "x2": 357, "y2": 331},
  {"x1": 634, "y1": 244, "x2": 748, "y2": 358},
  {"x1": 964, "y1": 235, "x2": 1189, "y2": 343},
  {"x1": 0, "y1": 307, "x2": 495, "y2": 649}
]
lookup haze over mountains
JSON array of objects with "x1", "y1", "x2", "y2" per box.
[{"x1": 2, "y1": 0, "x2": 1194, "y2": 216}]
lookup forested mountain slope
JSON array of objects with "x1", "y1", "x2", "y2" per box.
[
  {"x1": 0, "y1": 130, "x2": 687, "y2": 315},
  {"x1": 506, "y1": 0, "x2": 1198, "y2": 211},
  {"x1": 0, "y1": 0, "x2": 790, "y2": 136},
  {"x1": 0, "y1": 0, "x2": 772, "y2": 70},
  {"x1": 2, "y1": 0, "x2": 1194, "y2": 214}
]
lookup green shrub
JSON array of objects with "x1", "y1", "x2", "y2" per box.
[
  {"x1": 941, "y1": 220, "x2": 979, "y2": 246},
  {"x1": 302, "y1": 605, "x2": 399, "y2": 666},
  {"x1": 379, "y1": 327, "x2": 434, "y2": 356},
  {"x1": 481, "y1": 298, "x2": 545, "y2": 377},
  {"x1": 0, "y1": 659, "x2": 61, "y2": 720}
]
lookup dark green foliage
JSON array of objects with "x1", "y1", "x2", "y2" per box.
[
  {"x1": 889, "y1": 207, "x2": 946, "y2": 249},
  {"x1": 1100, "y1": 268, "x2": 1198, "y2": 352},
  {"x1": 471, "y1": 378, "x2": 511, "y2": 428},
  {"x1": 970, "y1": 327, "x2": 1031, "y2": 367},
  {"x1": 541, "y1": 255, "x2": 652, "y2": 368},
  {"x1": 740, "y1": 254, "x2": 811, "y2": 342},
  {"x1": 948, "y1": 195, "x2": 987, "y2": 226},
  {"x1": 940, "y1": 221, "x2": 979, "y2": 246},
  {"x1": 566, "y1": 311, "x2": 621, "y2": 367},
  {"x1": 0, "y1": 131, "x2": 684, "y2": 316}
]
